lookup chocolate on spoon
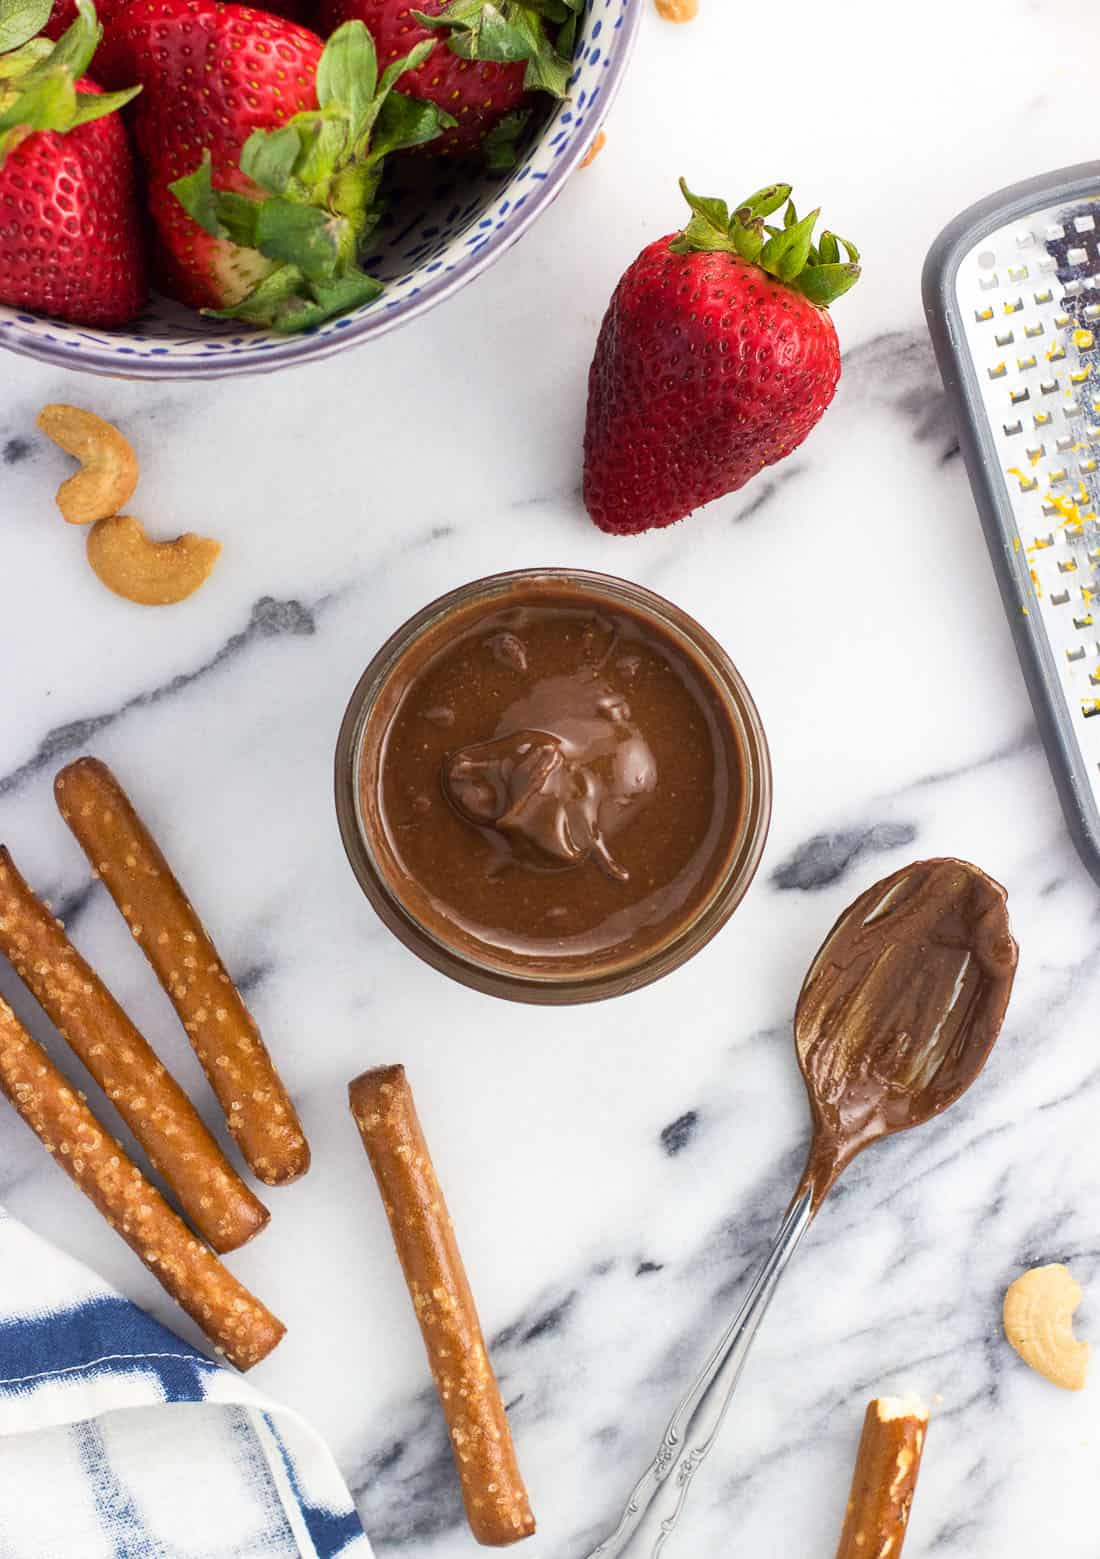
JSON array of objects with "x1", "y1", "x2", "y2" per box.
[{"x1": 586, "y1": 858, "x2": 1018, "y2": 1558}]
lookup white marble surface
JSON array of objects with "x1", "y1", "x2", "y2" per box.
[{"x1": 2, "y1": 2, "x2": 1100, "y2": 1553}]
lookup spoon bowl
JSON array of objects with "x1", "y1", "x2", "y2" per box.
[{"x1": 794, "y1": 858, "x2": 1018, "y2": 1207}]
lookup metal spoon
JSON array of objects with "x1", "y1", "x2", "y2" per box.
[{"x1": 585, "y1": 858, "x2": 1018, "y2": 1558}]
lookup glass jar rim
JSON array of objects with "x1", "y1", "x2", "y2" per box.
[{"x1": 334, "y1": 568, "x2": 772, "y2": 1005}]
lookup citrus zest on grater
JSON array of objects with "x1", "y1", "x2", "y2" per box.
[{"x1": 925, "y1": 164, "x2": 1100, "y2": 887}]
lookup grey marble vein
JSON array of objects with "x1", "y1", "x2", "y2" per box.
[
  {"x1": 771, "y1": 821, "x2": 918, "y2": 891},
  {"x1": 0, "y1": 595, "x2": 320, "y2": 799}
]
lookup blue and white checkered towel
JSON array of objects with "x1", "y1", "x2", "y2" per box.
[{"x1": 0, "y1": 1204, "x2": 373, "y2": 1559}]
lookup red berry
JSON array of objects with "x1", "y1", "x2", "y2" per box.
[
  {"x1": 584, "y1": 182, "x2": 859, "y2": 535},
  {"x1": 107, "y1": 0, "x2": 323, "y2": 309},
  {"x1": 0, "y1": 78, "x2": 147, "y2": 328},
  {"x1": 320, "y1": 0, "x2": 528, "y2": 156}
]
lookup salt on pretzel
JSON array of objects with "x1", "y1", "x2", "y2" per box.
[
  {"x1": 349, "y1": 1064, "x2": 535, "y2": 1548},
  {"x1": 834, "y1": 1396, "x2": 929, "y2": 1559},
  {"x1": 55, "y1": 759, "x2": 309, "y2": 1187},
  {"x1": 0, "y1": 846, "x2": 268, "y2": 1253},
  {"x1": 0, "y1": 997, "x2": 284, "y2": 1370}
]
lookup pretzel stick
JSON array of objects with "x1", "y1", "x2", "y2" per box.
[
  {"x1": 349, "y1": 1065, "x2": 535, "y2": 1548},
  {"x1": 0, "y1": 847, "x2": 268, "y2": 1253},
  {"x1": 835, "y1": 1396, "x2": 929, "y2": 1559},
  {"x1": 55, "y1": 759, "x2": 309, "y2": 1187},
  {"x1": 0, "y1": 997, "x2": 284, "y2": 1370}
]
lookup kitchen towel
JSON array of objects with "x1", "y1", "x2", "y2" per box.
[{"x1": 0, "y1": 1203, "x2": 373, "y2": 1559}]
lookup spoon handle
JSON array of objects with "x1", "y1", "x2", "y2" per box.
[{"x1": 582, "y1": 1183, "x2": 815, "y2": 1558}]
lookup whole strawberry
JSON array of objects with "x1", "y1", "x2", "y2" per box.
[
  {"x1": 107, "y1": 0, "x2": 451, "y2": 329},
  {"x1": 316, "y1": 0, "x2": 581, "y2": 163},
  {"x1": 0, "y1": 0, "x2": 145, "y2": 327},
  {"x1": 583, "y1": 180, "x2": 861, "y2": 535}
]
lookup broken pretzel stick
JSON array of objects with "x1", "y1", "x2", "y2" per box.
[
  {"x1": 835, "y1": 1395, "x2": 928, "y2": 1559},
  {"x1": 349, "y1": 1065, "x2": 535, "y2": 1548},
  {"x1": 0, "y1": 997, "x2": 285, "y2": 1370},
  {"x1": 55, "y1": 758, "x2": 309, "y2": 1187},
  {"x1": 0, "y1": 846, "x2": 268, "y2": 1253}
]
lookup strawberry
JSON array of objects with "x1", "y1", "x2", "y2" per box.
[
  {"x1": 108, "y1": 0, "x2": 451, "y2": 330},
  {"x1": 43, "y1": 0, "x2": 131, "y2": 39},
  {"x1": 583, "y1": 180, "x2": 861, "y2": 535},
  {"x1": 44, "y1": 0, "x2": 305, "y2": 40},
  {"x1": 0, "y1": 0, "x2": 146, "y2": 326},
  {"x1": 316, "y1": 0, "x2": 581, "y2": 163}
]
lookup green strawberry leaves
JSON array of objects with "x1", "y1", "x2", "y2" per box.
[
  {"x1": 0, "y1": 0, "x2": 140, "y2": 166},
  {"x1": 171, "y1": 22, "x2": 454, "y2": 333},
  {"x1": 482, "y1": 107, "x2": 530, "y2": 172},
  {"x1": 670, "y1": 177, "x2": 861, "y2": 307},
  {"x1": 0, "y1": 0, "x2": 50, "y2": 54},
  {"x1": 410, "y1": 0, "x2": 581, "y2": 99}
]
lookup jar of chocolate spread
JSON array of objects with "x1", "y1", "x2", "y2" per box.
[{"x1": 335, "y1": 570, "x2": 772, "y2": 1003}]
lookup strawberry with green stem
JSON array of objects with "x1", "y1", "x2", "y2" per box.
[
  {"x1": 0, "y1": 0, "x2": 145, "y2": 325},
  {"x1": 109, "y1": 0, "x2": 453, "y2": 331},
  {"x1": 583, "y1": 179, "x2": 861, "y2": 535},
  {"x1": 316, "y1": 0, "x2": 582, "y2": 164}
]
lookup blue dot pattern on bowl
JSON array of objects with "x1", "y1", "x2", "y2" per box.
[{"x1": 0, "y1": 0, "x2": 640, "y2": 379}]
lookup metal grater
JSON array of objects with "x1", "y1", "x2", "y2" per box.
[{"x1": 924, "y1": 163, "x2": 1100, "y2": 888}]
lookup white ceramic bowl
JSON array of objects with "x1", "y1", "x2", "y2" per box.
[{"x1": 0, "y1": 0, "x2": 640, "y2": 379}]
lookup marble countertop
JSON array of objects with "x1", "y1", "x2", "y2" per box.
[{"x1": 3, "y1": 2, "x2": 1099, "y2": 1553}]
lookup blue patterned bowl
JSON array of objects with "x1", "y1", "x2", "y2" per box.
[{"x1": 0, "y1": 0, "x2": 639, "y2": 379}]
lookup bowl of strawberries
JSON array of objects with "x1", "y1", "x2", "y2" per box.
[{"x1": 0, "y1": 0, "x2": 638, "y2": 378}]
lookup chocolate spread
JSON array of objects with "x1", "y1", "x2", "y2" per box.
[
  {"x1": 358, "y1": 580, "x2": 747, "y2": 974},
  {"x1": 794, "y1": 858, "x2": 1018, "y2": 1205}
]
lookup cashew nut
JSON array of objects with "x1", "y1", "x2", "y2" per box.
[
  {"x1": 655, "y1": 0, "x2": 698, "y2": 21},
  {"x1": 1003, "y1": 1263, "x2": 1090, "y2": 1391},
  {"x1": 37, "y1": 404, "x2": 138, "y2": 525},
  {"x1": 86, "y1": 516, "x2": 221, "y2": 606}
]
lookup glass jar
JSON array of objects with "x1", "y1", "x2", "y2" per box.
[{"x1": 335, "y1": 568, "x2": 771, "y2": 1004}]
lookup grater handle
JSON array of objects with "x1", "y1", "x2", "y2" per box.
[{"x1": 581, "y1": 1183, "x2": 814, "y2": 1558}]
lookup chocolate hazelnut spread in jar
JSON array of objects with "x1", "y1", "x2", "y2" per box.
[{"x1": 335, "y1": 570, "x2": 771, "y2": 1003}]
